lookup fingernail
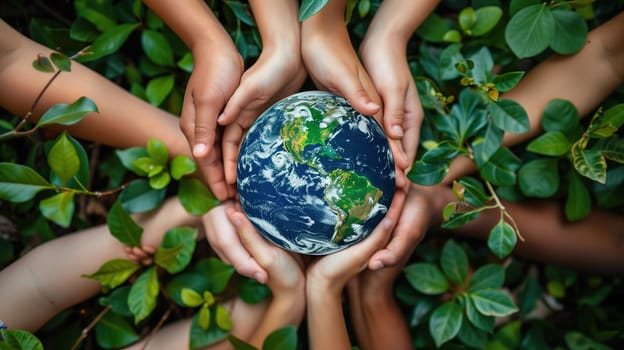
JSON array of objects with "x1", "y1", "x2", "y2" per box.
[
  {"x1": 383, "y1": 217, "x2": 394, "y2": 229},
  {"x1": 367, "y1": 101, "x2": 380, "y2": 109},
  {"x1": 254, "y1": 272, "x2": 265, "y2": 284},
  {"x1": 217, "y1": 113, "x2": 225, "y2": 123},
  {"x1": 370, "y1": 261, "x2": 384, "y2": 270},
  {"x1": 391, "y1": 125, "x2": 403, "y2": 137},
  {"x1": 193, "y1": 143, "x2": 207, "y2": 156}
]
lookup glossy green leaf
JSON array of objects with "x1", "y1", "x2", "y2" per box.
[
  {"x1": 472, "y1": 6, "x2": 503, "y2": 36},
  {"x1": 107, "y1": 199, "x2": 143, "y2": 247},
  {"x1": 195, "y1": 257, "x2": 237, "y2": 294},
  {"x1": 0, "y1": 329, "x2": 44, "y2": 350},
  {"x1": 472, "y1": 124, "x2": 502, "y2": 163},
  {"x1": 550, "y1": 9, "x2": 587, "y2": 55},
  {"x1": 237, "y1": 277, "x2": 272, "y2": 304},
  {"x1": 120, "y1": 179, "x2": 167, "y2": 213},
  {"x1": 149, "y1": 171, "x2": 170, "y2": 190},
  {"x1": 141, "y1": 30, "x2": 174, "y2": 67},
  {"x1": 526, "y1": 131, "x2": 572, "y2": 156},
  {"x1": 116, "y1": 146, "x2": 148, "y2": 175},
  {"x1": 228, "y1": 335, "x2": 257, "y2": 350},
  {"x1": 519, "y1": 275, "x2": 543, "y2": 315},
  {"x1": 404, "y1": 263, "x2": 449, "y2": 295},
  {"x1": 458, "y1": 7, "x2": 476, "y2": 32},
  {"x1": 180, "y1": 288, "x2": 204, "y2": 308},
  {"x1": 443, "y1": 29, "x2": 462, "y2": 43},
  {"x1": 32, "y1": 54, "x2": 55, "y2": 73},
  {"x1": 74, "y1": 2, "x2": 116, "y2": 31},
  {"x1": 189, "y1": 311, "x2": 229, "y2": 349},
  {"x1": 456, "y1": 317, "x2": 487, "y2": 349},
  {"x1": 178, "y1": 178, "x2": 220, "y2": 215},
  {"x1": 441, "y1": 240, "x2": 469, "y2": 284},
  {"x1": 199, "y1": 306, "x2": 211, "y2": 330},
  {"x1": 468, "y1": 264, "x2": 505, "y2": 292},
  {"x1": 464, "y1": 296, "x2": 495, "y2": 333},
  {"x1": 542, "y1": 99, "x2": 580, "y2": 133},
  {"x1": 166, "y1": 272, "x2": 212, "y2": 307},
  {"x1": 597, "y1": 136, "x2": 624, "y2": 163},
  {"x1": 407, "y1": 160, "x2": 449, "y2": 185},
  {"x1": 146, "y1": 74, "x2": 174, "y2": 106},
  {"x1": 0, "y1": 163, "x2": 53, "y2": 202},
  {"x1": 47, "y1": 132, "x2": 79, "y2": 186},
  {"x1": 50, "y1": 52, "x2": 71, "y2": 72},
  {"x1": 358, "y1": 0, "x2": 370, "y2": 18},
  {"x1": 70, "y1": 16, "x2": 99, "y2": 42},
  {"x1": 599, "y1": 103, "x2": 624, "y2": 130},
  {"x1": 81, "y1": 259, "x2": 140, "y2": 292},
  {"x1": 429, "y1": 301, "x2": 463, "y2": 347},
  {"x1": 505, "y1": 4, "x2": 555, "y2": 58},
  {"x1": 488, "y1": 99, "x2": 529, "y2": 134},
  {"x1": 470, "y1": 289, "x2": 518, "y2": 317},
  {"x1": 215, "y1": 304, "x2": 233, "y2": 331},
  {"x1": 420, "y1": 142, "x2": 461, "y2": 163},
  {"x1": 224, "y1": 1, "x2": 256, "y2": 26},
  {"x1": 491, "y1": 71, "x2": 524, "y2": 92},
  {"x1": 128, "y1": 267, "x2": 159, "y2": 324},
  {"x1": 477, "y1": 147, "x2": 521, "y2": 187},
  {"x1": 146, "y1": 139, "x2": 168, "y2": 166},
  {"x1": 571, "y1": 143, "x2": 607, "y2": 184},
  {"x1": 518, "y1": 158, "x2": 560, "y2": 197},
  {"x1": 263, "y1": 325, "x2": 298, "y2": 350},
  {"x1": 171, "y1": 155, "x2": 197, "y2": 180},
  {"x1": 39, "y1": 191, "x2": 75, "y2": 228},
  {"x1": 36, "y1": 96, "x2": 98, "y2": 128},
  {"x1": 458, "y1": 177, "x2": 491, "y2": 207},
  {"x1": 442, "y1": 209, "x2": 481, "y2": 229},
  {"x1": 299, "y1": 0, "x2": 329, "y2": 21},
  {"x1": 48, "y1": 134, "x2": 89, "y2": 190},
  {"x1": 566, "y1": 170, "x2": 591, "y2": 221},
  {"x1": 94, "y1": 313, "x2": 140, "y2": 349},
  {"x1": 177, "y1": 51, "x2": 194, "y2": 73},
  {"x1": 416, "y1": 13, "x2": 450, "y2": 43},
  {"x1": 133, "y1": 157, "x2": 163, "y2": 177},
  {"x1": 100, "y1": 286, "x2": 133, "y2": 317},
  {"x1": 80, "y1": 23, "x2": 139, "y2": 62},
  {"x1": 488, "y1": 219, "x2": 517, "y2": 259},
  {"x1": 155, "y1": 227, "x2": 197, "y2": 273}
]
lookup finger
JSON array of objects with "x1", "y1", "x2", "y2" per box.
[
  {"x1": 180, "y1": 88, "x2": 197, "y2": 146},
  {"x1": 401, "y1": 83, "x2": 424, "y2": 169},
  {"x1": 228, "y1": 210, "x2": 278, "y2": 269},
  {"x1": 194, "y1": 131, "x2": 230, "y2": 201},
  {"x1": 332, "y1": 73, "x2": 380, "y2": 117},
  {"x1": 368, "y1": 188, "x2": 408, "y2": 270},
  {"x1": 191, "y1": 89, "x2": 224, "y2": 159},
  {"x1": 222, "y1": 123, "x2": 245, "y2": 186},
  {"x1": 380, "y1": 86, "x2": 406, "y2": 140}
]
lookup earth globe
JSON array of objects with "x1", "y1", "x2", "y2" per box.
[{"x1": 236, "y1": 91, "x2": 396, "y2": 255}]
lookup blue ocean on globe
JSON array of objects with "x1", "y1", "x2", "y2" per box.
[{"x1": 237, "y1": 91, "x2": 396, "y2": 255}]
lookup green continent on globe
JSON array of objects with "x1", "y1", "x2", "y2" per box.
[
  {"x1": 323, "y1": 169, "x2": 383, "y2": 243},
  {"x1": 279, "y1": 103, "x2": 341, "y2": 167}
]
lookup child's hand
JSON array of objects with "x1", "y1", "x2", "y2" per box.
[{"x1": 123, "y1": 245, "x2": 156, "y2": 266}]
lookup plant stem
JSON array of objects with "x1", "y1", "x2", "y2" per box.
[{"x1": 70, "y1": 304, "x2": 112, "y2": 350}]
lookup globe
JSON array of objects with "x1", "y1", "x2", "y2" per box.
[{"x1": 237, "y1": 91, "x2": 396, "y2": 255}]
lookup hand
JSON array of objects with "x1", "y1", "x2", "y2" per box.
[
  {"x1": 220, "y1": 48, "x2": 306, "y2": 186},
  {"x1": 181, "y1": 41, "x2": 244, "y2": 201},
  {"x1": 201, "y1": 201, "x2": 268, "y2": 283},
  {"x1": 227, "y1": 208, "x2": 305, "y2": 298}
]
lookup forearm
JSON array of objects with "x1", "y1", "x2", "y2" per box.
[
  {"x1": 249, "y1": 0, "x2": 300, "y2": 52},
  {"x1": 307, "y1": 283, "x2": 351, "y2": 350},
  {"x1": 247, "y1": 293, "x2": 304, "y2": 347},
  {"x1": 363, "y1": 0, "x2": 439, "y2": 45},
  {"x1": 357, "y1": 295, "x2": 413, "y2": 350}
]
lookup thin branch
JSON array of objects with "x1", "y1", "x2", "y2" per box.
[{"x1": 70, "y1": 305, "x2": 112, "y2": 350}]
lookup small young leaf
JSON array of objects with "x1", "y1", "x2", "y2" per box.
[
  {"x1": 47, "y1": 132, "x2": 80, "y2": 186},
  {"x1": 107, "y1": 199, "x2": 143, "y2": 247},
  {"x1": 198, "y1": 306, "x2": 211, "y2": 330},
  {"x1": 37, "y1": 96, "x2": 98, "y2": 128},
  {"x1": 147, "y1": 138, "x2": 169, "y2": 166},
  {"x1": 488, "y1": 220, "x2": 517, "y2": 259},
  {"x1": 440, "y1": 240, "x2": 469, "y2": 285},
  {"x1": 128, "y1": 267, "x2": 159, "y2": 324},
  {"x1": 470, "y1": 289, "x2": 518, "y2": 317},
  {"x1": 116, "y1": 146, "x2": 149, "y2": 175},
  {"x1": 0, "y1": 163, "x2": 53, "y2": 202},
  {"x1": 404, "y1": 263, "x2": 449, "y2": 295},
  {"x1": 50, "y1": 52, "x2": 71, "y2": 72},
  {"x1": 526, "y1": 131, "x2": 572, "y2": 156},
  {"x1": 429, "y1": 301, "x2": 463, "y2": 348},
  {"x1": 472, "y1": 6, "x2": 503, "y2": 36},
  {"x1": 39, "y1": 191, "x2": 75, "y2": 228},
  {"x1": 82, "y1": 259, "x2": 140, "y2": 292},
  {"x1": 148, "y1": 171, "x2": 171, "y2": 190},
  {"x1": 171, "y1": 155, "x2": 197, "y2": 180},
  {"x1": 180, "y1": 288, "x2": 205, "y2": 308},
  {"x1": 458, "y1": 7, "x2": 476, "y2": 32},
  {"x1": 215, "y1": 304, "x2": 233, "y2": 331}
]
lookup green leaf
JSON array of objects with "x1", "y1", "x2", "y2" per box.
[
  {"x1": 165, "y1": 272, "x2": 212, "y2": 307},
  {"x1": 472, "y1": 6, "x2": 503, "y2": 36},
  {"x1": 47, "y1": 132, "x2": 80, "y2": 186},
  {"x1": 141, "y1": 30, "x2": 174, "y2": 67},
  {"x1": 549, "y1": 9, "x2": 587, "y2": 55},
  {"x1": 505, "y1": 3, "x2": 554, "y2": 58},
  {"x1": 149, "y1": 171, "x2": 171, "y2": 190},
  {"x1": 565, "y1": 331, "x2": 612, "y2": 350},
  {"x1": 107, "y1": 199, "x2": 143, "y2": 247},
  {"x1": 429, "y1": 301, "x2": 463, "y2": 347},
  {"x1": 597, "y1": 136, "x2": 624, "y2": 163},
  {"x1": 39, "y1": 191, "x2": 75, "y2": 228},
  {"x1": 80, "y1": 23, "x2": 139, "y2": 62},
  {"x1": 458, "y1": 7, "x2": 476, "y2": 32},
  {"x1": 571, "y1": 143, "x2": 607, "y2": 184},
  {"x1": 155, "y1": 227, "x2": 197, "y2": 273},
  {"x1": 237, "y1": 277, "x2": 271, "y2": 304},
  {"x1": 464, "y1": 296, "x2": 495, "y2": 333},
  {"x1": 416, "y1": 13, "x2": 451, "y2": 43},
  {"x1": 133, "y1": 157, "x2": 163, "y2": 177},
  {"x1": 0, "y1": 329, "x2": 44, "y2": 350},
  {"x1": 491, "y1": 71, "x2": 524, "y2": 92},
  {"x1": 470, "y1": 289, "x2": 518, "y2": 317},
  {"x1": 189, "y1": 311, "x2": 229, "y2": 349},
  {"x1": 526, "y1": 131, "x2": 572, "y2": 156},
  {"x1": 443, "y1": 29, "x2": 462, "y2": 43},
  {"x1": 472, "y1": 125, "x2": 502, "y2": 162},
  {"x1": 0, "y1": 163, "x2": 53, "y2": 202},
  {"x1": 94, "y1": 312, "x2": 140, "y2": 349},
  {"x1": 120, "y1": 179, "x2": 167, "y2": 213},
  {"x1": 128, "y1": 267, "x2": 159, "y2": 324},
  {"x1": 440, "y1": 240, "x2": 469, "y2": 285},
  {"x1": 215, "y1": 304, "x2": 233, "y2": 331},
  {"x1": 196, "y1": 257, "x2": 237, "y2": 294},
  {"x1": 116, "y1": 146, "x2": 148, "y2": 175},
  {"x1": 199, "y1": 306, "x2": 211, "y2": 330},
  {"x1": 50, "y1": 52, "x2": 71, "y2": 72},
  {"x1": 468, "y1": 264, "x2": 505, "y2": 292},
  {"x1": 420, "y1": 142, "x2": 460, "y2": 163},
  {"x1": 519, "y1": 275, "x2": 543, "y2": 315},
  {"x1": 488, "y1": 219, "x2": 518, "y2": 259},
  {"x1": 224, "y1": 1, "x2": 256, "y2": 26},
  {"x1": 566, "y1": 170, "x2": 591, "y2": 221},
  {"x1": 32, "y1": 54, "x2": 55, "y2": 73},
  {"x1": 178, "y1": 178, "x2": 220, "y2": 215},
  {"x1": 477, "y1": 147, "x2": 521, "y2": 187},
  {"x1": 458, "y1": 177, "x2": 491, "y2": 207},
  {"x1": 81, "y1": 259, "x2": 140, "y2": 292},
  {"x1": 299, "y1": 0, "x2": 329, "y2": 21},
  {"x1": 146, "y1": 139, "x2": 169, "y2": 166},
  {"x1": 263, "y1": 325, "x2": 298, "y2": 350},
  {"x1": 404, "y1": 263, "x2": 449, "y2": 295},
  {"x1": 407, "y1": 160, "x2": 449, "y2": 185},
  {"x1": 599, "y1": 103, "x2": 624, "y2": 129},
  {"x1": 181, "y1": 288, "x2": 204, "y2": 307},
  {"x1": 228, "y1": 335, "x2": 257, "y2": 350},
  {"x1": 146, "y1": 74, "x2": 174, "y2": 106},
  {"x1": 518, "y1": 158, "x2": 560, "y2": 197},
  {"x1": 542, "y1": 99, "x2": 580, "y2": 133},
  {"x1": 171, "y1": 156, "x2": 197, "y2": 180},
  {"x1": 488, "y1": 99, "x2": 529, "y2": 134},
  {"x1": 442, "y1": 209, "x2": 481, "y2": 229},
  {"x1": 36, "y1": 96, "x2": 98, "y2": 128},
  {"x1": 456, "y1": 317, "x2": 487, "y2": 349},
  {"x1": 100, "y1": 286, "x2": 133, "y2": 317}
]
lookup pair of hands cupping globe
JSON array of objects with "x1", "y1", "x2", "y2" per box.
[{"x1": 236, "y1": 91, "x2": 396, "y2": 255}]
